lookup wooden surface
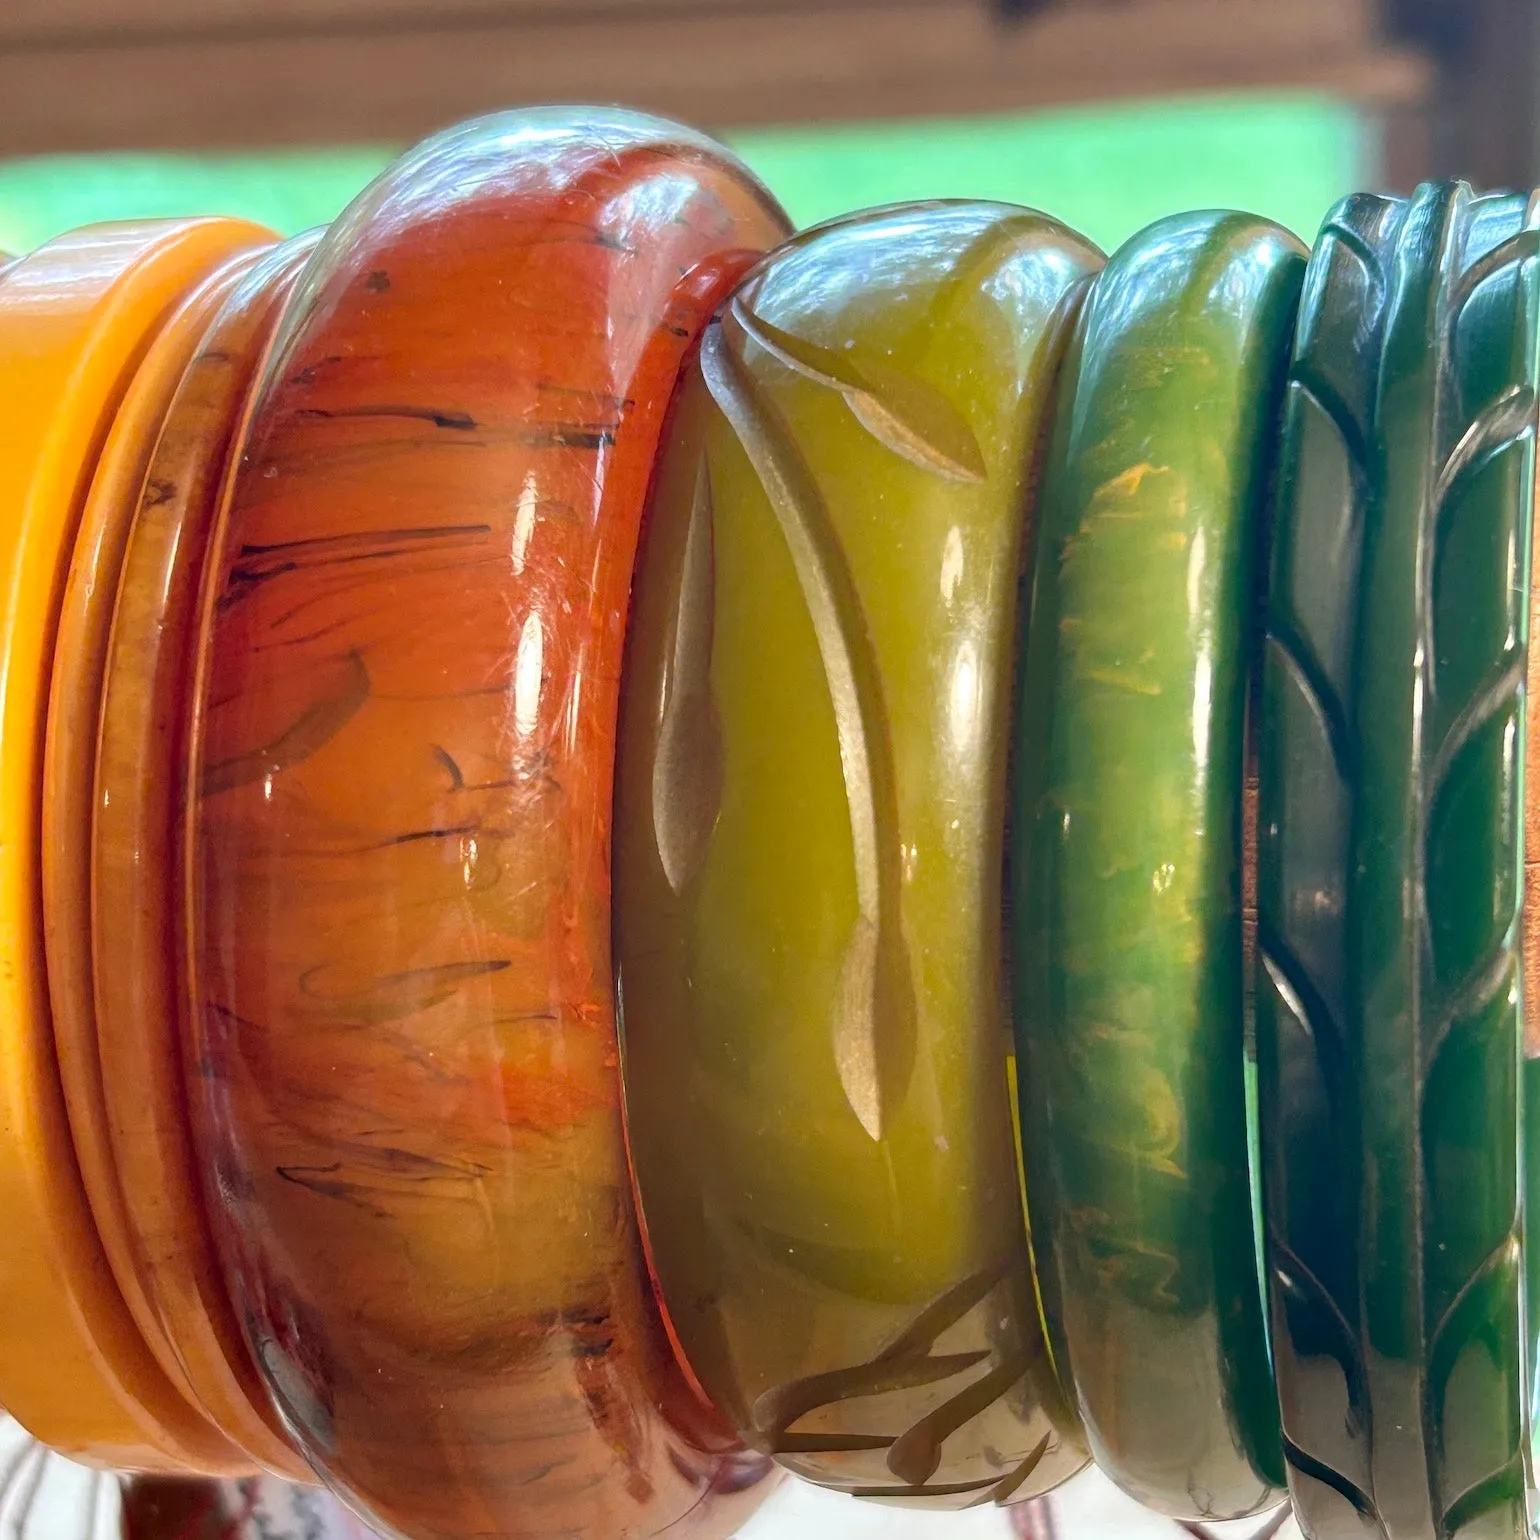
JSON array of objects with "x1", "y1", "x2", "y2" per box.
[
  {"x1": 0, "y1": 0, "x2": 1430, "y2": 153},
  {"x1": 0, "y1": 0, "x2": 834, "y2": 44},
  {"x1": 1386, "y1": 0, "x2": 1540, "y2": 191}
]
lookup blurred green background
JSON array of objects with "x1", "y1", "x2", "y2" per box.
[{"x1": 0, "y1": 91, "x2": 1363, "y2": 255}]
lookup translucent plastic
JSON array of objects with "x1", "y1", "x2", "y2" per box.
[
  {"x1": 185, "y1": 109, "x2": 792, "y2": 1537},
  {"x1": 92, "y1": 237, "x2": 323, "y2": 1481}
]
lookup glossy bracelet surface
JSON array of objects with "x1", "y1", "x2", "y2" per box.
[
  {"x1": 93, "y1": 237, "x2": 323, "y2": 1483},
  {"x1": 43, "y1": 230, "x2": 292, "y2": 1481},
  {"x1": 0, "y1": 220, "x2": 271, "y2": 1475},
  {"x1": 1010, "y1": 211, "x2": 1305, "y2": 1521},
  {"x1": 185, "y1": 109, "x2": 790, "y2": 1538},
  {"x1": 1257, "y1": 184, "x2": 1540, "y2": 1537},
  {"x1": 2, "y1": 107, "x2": 1540, "y2": 1540},
  {"x1": 617, "y1": 202, "x2": 1100, "y2": 1507}
]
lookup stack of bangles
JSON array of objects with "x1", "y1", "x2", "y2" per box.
[{"x1": 0, "y1": 106, "x2": 1535, "y2": 1540}]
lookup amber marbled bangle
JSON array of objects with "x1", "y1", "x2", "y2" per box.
[
  {"x1": 183, "y1": 109, "x2": 791, "y2": 1539},
  {"x1": 94, "y1": 236, "x2": 324, "y2": 1482},
  {"x1": 43, "y1": 228, "x2": 308, "y2": 1482},
  {"x1": 616, "y1": 201, "x2": 1100, "y2": 1508}
]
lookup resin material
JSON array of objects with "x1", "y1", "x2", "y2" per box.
[
  {"x1": 1257, "y1": 185, "x2": 1540, "y2": 1537},
  {"x1": 616, "y1": 203, "x2": 1099, "y2": 1506},
  {"x1": 93, "y1": 237, "x2": 323, "y2": 1481},
  {"x1": 1010, "y1": 211, "x2": 1305, "y2": 1520},
  {"x1": 44, "y1": 235, "x2": 300, "y2": 1483},
  {"x1": 0, "y1": 221, "x2": 274, "y2": 1474},
  {"x1": 187, "y1": 110, "x2": 791, "y2": 1538}
]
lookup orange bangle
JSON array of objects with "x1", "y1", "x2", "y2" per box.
[
  {"x1": 0, "y1": 219, "x2": 265, "y2": 1474},
  {"x1": 184, "y1": 111, "x2": 790, "y2": 1535}
]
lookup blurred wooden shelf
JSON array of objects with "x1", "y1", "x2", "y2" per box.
[
  {"x1": 0, "y1": 0, "x2": 851, "y2": 45},
  {"x1": 0, "y1": 0, "x2": 1430, "y2": 154}
]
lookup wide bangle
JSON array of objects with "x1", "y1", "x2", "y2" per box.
[
  {"x1": 1009, "y1": 210, "x2": 1306, "y2": 1520},
  {"x1": 616, "y1": 201, "x2": 1099, "y2": 1506},
  {"x1": 184, "y1": 109, "x2": 791, "y2": 1538}
]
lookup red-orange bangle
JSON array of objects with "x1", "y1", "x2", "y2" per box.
[{"x1": 184, "y1": 109, "x2": 791, "y2": 1537}]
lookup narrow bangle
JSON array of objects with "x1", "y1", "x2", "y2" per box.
[
  {"x1": 90, "y1": 235, "x2": 322, "y2": 1482},
  {"x1": 1010, "y1": 210, "x2": 1305, "y2": 1520},
  {"x1": 0, "y1": 219, "x2": 267, "y2": 1474}
]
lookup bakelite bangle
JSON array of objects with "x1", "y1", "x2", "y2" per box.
[
  {"x1": 1009, "y1": 211, "x2": 1306, "y2": 1520},
  {"x1": 616, "y1": 203, "x2": 1100, "y2": 1507},
  {"x1": 184, "y1": 110, "x2": 790, "y2": 1538},
  {"x1": 1257, "y1": 185, "x2": 1540, "y2": 1537},
  {"x1": 80, "y1": 236, "x2": 324, "y2": 1484},
  {"x1": 5, "y1": 106, "x2": 1540, "y2": 1540},
  {"x1": 0, "y1": 219, "x2": 278, "y2": 1476}
]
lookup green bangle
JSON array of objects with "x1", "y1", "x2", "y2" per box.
[
  {"x1": 1257, "y1": 184, "x2": 1540, "y2": 1537},
  {"x1": 1010, "y1": 210, "x2": 1304, "y2": 1519},
  {"x1": 615, "y1": 203, "x2": 1100, "y2": 1506}
]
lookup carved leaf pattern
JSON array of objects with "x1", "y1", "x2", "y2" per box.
[
  {"x1": 1257, "y1": 185, "x2": 1540, "y2": 1538},
  {"x1": 685, "y1": 281, "x2": 1064, "y2": 1499},
  {"x1": 729, "y1": 299, "x2": 989, "y2": 482},
  {"x1": 750, "y1": 1260, "x2": 1044, "y2": 1505},
  {"x1": 651, "y1": 459, "x2": 724, "y2": 894},
  {"x1": 699, "y1": 319, "x2": 916, "y2": 1141}
]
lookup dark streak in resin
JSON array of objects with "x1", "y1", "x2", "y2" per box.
[
  {"x1": 218, "y1": 523, "x2": 493, "y2": 609},
  {"x1": 250, "y1": 617, "x2": 355, "y2": 653},
  {"x1": 275, "y1": 1162, "x2": 390, "y2": 1218},
  {"x1": 366, "y1": 822, "x2": 481, "y2": 850},
  {"x1": 288, "y1": 353, "x2": 349, "y2": 387},
  {"x1": 323, "y1": 1138, "x2": 491, "y2": 1184},
  {"x1": 432, "y1": 744, "x2": 466, "y2": 790},
  {"x1": 294, "y1": 403, "x2": 479, "y2": 431},
  {"x1": 202, "y1": 650, "x2": 371, "y2": 796},
  {"x1": 294, "y1": 958, "x2": 512, "y2": 1020},
  {"x1": 241, "y1": 523, "x2": 493, "y2": 558},
  {"x1": 276, "y1": 419, "x2": 624, "y2": 452}
]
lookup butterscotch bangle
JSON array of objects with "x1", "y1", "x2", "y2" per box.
[{"x1": 0, "y1": 220, "x2": 263, "y2": 1475}]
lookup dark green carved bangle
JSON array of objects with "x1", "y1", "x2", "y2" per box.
[
  {"x1": 1257, "y1": 184, "x2": 1540, "y2": 1538},
  {"x1": 1009, "y1": 211, "x2": 1304, "y2": 1520}
]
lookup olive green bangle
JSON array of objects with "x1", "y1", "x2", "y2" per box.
[
  {"x1": 616, "y1": 202, "x2": 1100, "y2": 1506},
  {"x1": 1010, "y1": 210, "x2": 1305, "y2": 1520},
  {"x1": 1257, "y1": 184, "x2": 1540, "y2": 1538}
]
